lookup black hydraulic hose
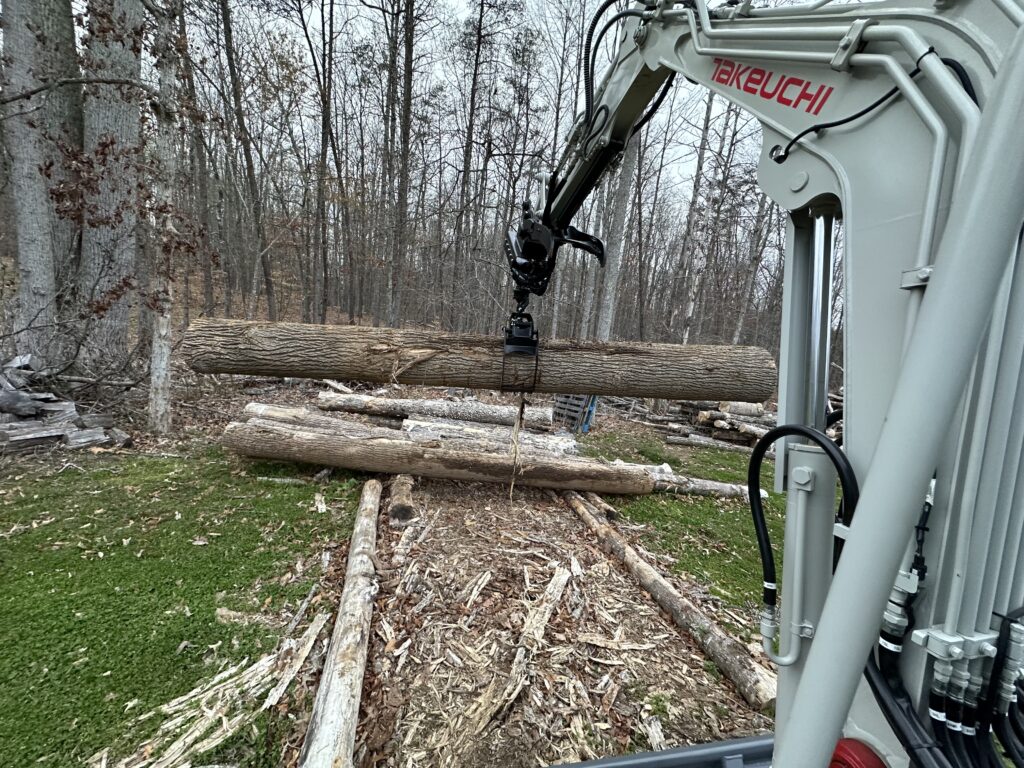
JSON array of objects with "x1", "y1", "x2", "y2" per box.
[
  {"x1": 945, "y1": 695, "x2": 974, "y2": 768},
  {"x1": 930, "y1": 689, "x2": 951, "y2": 751},
  {"x1": 748, "y1": 423, "x2": 957, "y2": 768},
  {"x1": 631, "y1": 73, "x2": 676, "y2": 138},
  {"x1": 960, "y1": 702, "x2": 986, "y2": 768},
  {"x1": 1012, "y1": 694, "x2": 1024, "y2": 743},
  {"x1": 865, "y1": 656, "x2": 955, "y2": 768},
  {"x1": 588, "y1": 9, "x2": 647, "y2": 113},
  {"x1": 583, "y1": 0, "x2": 626, "y2": 129},
  {"x1": 747, "y1": 424, "x2": 859, "y2": 609},
  {"x1": 995, "y1": 715, "x2": 1024, "y2": 767}
]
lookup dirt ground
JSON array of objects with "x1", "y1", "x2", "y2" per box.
[{"x1": 357, "y1": 480, "x2": 771, "y2": 767}]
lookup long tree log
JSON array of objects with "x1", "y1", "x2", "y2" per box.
[
  {"x1": 184, "y1": 319, "x2": 776, "y2": 401},
  {"x1": 318, "y1": 392, "x2": 552, "y2": 429},
  {"x1": 222, "y1": 416, "x2": 755, "y2": 498},
  {"x1": 224, "y1": 418, "x2": 654, "y2": 494},
  {"x1": 559, "y1": 491, "x2": 776, "y2": 710},
  {"x1": 298, "y1": 480, "x2": 382, "y2": 768}
]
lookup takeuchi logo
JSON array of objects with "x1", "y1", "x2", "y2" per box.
[{"x1": 711, "y1": 57, "x2": 834, "y2": 115}]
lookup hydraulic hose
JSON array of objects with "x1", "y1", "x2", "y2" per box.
[
  {"x1": 747, "y1": 424, "x2": 955, "y2": 766},
  {"x1": 864, "y1": 657, "x2": 955, "y2": 768},
  {"x1": 583, "y1": 0, "x2": 626, "y2": 129},
  {"x1": 747, "y1": 424, "x2": 859, "y2": 610}
]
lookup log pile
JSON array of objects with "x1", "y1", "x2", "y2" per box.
[
  {"x1": 601, "y1": 396, "x2": 778, "y2": 453},
  {"x1": 1, "y1": 356, "x2": 131, "y2": 454},
  {"x1": 221, "y1": 400, "x2": 754, "y2": 498}
]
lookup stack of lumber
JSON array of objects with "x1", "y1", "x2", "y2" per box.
[
  {"x1": 0, "y1": 356, "x2": 131, "y2": 454},
  {"x1": 222, "y1": 399, "x2": 753, "y2": 498}
]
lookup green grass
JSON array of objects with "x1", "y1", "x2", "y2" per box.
[
  {"x1": 0, "y1": 448, "x2": 358, "y2": 767},
  {"x1": 581, "y1": 428, "x2": 786, "y2": 619}
]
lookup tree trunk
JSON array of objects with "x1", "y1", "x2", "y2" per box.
[
  {"x1": 147, "y1": 1, "x2": 180, "y2": 435},
  {"x1": 223, "y1": 413, "x2": 752, "y2": 497},
  {"x1": 219, "y1": 0, "x2": 276, "y2": 320},
  {"x1": 298, "y1": 480, "x2": 381, "y2": 768},
  {"x1": 224, "y1": 418, "x2": 654, "y2": 494},
  {"x1": 595, "y1": 136, "x2": 639, "y2": 342},
  {"x1": 183, "y1": 319, "x2": 777, "y2": 402},
  {"x1": 2, "y1": 0, "x2": 61, "y2": 364},
  {"x1": 78, "y1": 0, "x2": 144, "y2": 366},
  {"x1": 317, "y1": 392, "x2": 552, "y2": 429}
]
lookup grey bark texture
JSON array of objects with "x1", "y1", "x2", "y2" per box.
[
  {"x1": 1, "y1": 0, "x2": 81, "y2": 364},
  {"x1": 595, "y1": 136, "x2": 639, "y2": 343},
  {"x1": 78, "y1": 0, "x2": 144, "y2": 365},
  {"x1": 184, "y1": 320, "x2": 777, "y2": 402}
]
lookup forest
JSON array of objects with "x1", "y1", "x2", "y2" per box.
[{"x1": 1, "y1": 0, "x2": 793, "y2": 433}]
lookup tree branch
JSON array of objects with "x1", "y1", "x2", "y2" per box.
[{"x1": 0, "y1": 77, "x2": 160, "y2": 107}]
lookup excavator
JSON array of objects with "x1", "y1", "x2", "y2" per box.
[{"x1": 501, "y1": 0, "x2": 1024, "y2": 765}]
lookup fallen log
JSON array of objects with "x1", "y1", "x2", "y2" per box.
[
  {"x1": 401, "y1": 416, "x2": 577, "y2": 455},
  {"x1": 318, "y1": 392, "x2": 552, "y2": 429},
  {"x1": 559, "y1": 491, "x2": 776, "y2": 710},
  {"x1": 224, "y1": 418, "x2": 654, "y2": 494},
  {"x1": 184, "y1": 319, "x2": 776, "y2": 402},
  {"x1": 386, "y1": 474, "x2": 416, "y2": 525},
  {"x1": 666, "y1": 433, "x2": 756, "y2": 455},
  {"x1": 223, "y1": 415, "x2": 758, "y2": 498},
  {"x1": 299, "y1": 480, "x2": 382, "y2": 768}
]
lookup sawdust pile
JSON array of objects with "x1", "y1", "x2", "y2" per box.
[{"x1": 357, "y1": 481, "x2": 770, "y2": 767}]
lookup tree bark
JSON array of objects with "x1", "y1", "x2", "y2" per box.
[
  {"x1": 223, "y1": 413, "x2": 752, "y2": 497},
  {"x1": 184, "y1": 319, "x2": 777, "y2": 402},
  {"x1": 147, "y1": 1, "x2": 180, "y2": 435},
  {"x1": 317, "y1": 392, "x2": 552, "y2": 429},
  {"x1": 595, "y1": 136, "x2": 638, "y2": 342},
  {"x1": 298, "y1": 480, "x2": 381, "y2": 768},
  {"x1": 223, "y1": 418, "x2": 655, "y2": 494},
  {"x1": 78, "y1": 0, "x2": 144, "y2": 365},
  {"x1": 2, "y1": 0, "x2": 59, "y2": 364},
  {"x1": 559, "y1": 491, "x2": 776, "y2": 710}
]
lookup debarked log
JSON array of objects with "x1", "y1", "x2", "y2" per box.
[
  {"x1": 221, "y1": 416, "x2": 755, "y2": 498},
  {"x1": 318, "y1": 392, "x2": 552, "y2": 429},
  {"x1": 183, "y1": 319, "x2": 776, "y2": 402}
]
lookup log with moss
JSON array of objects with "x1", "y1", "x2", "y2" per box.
[{"x1": 183, "y1": 319, "x2": 776, "y2": 402}]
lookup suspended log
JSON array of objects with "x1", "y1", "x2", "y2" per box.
[
  {"x1": 559, "y1": 491, "x2": 776, "y2": 710},
  {"x1": 299, "y1": 480, "x2": 382, "y2": 768},
  {"x1": 318, "y1": 392, "x2": 552, "y2": 430},
  {"x1": 183, "y1": 319, "x2": 776, "y2": 401}
]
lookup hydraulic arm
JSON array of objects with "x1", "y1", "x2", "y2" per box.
[{"x1": 503, "y1": 1, "x2": 1024, "y2": 766}]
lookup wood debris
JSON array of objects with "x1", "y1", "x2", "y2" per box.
[{"x1": 89, "y1": 615, "x2": 327, "y2": 768}]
